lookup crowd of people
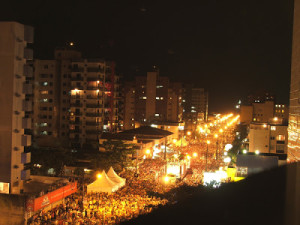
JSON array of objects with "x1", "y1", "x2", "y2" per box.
[{"x1": 27, "y1": 142, "x2": 225, "y2": 224}]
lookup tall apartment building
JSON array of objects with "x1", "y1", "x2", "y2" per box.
[
  {"x1": 33, "y1": 48, "x2": 122, "y2": 149},
  {"x1": 69, "y1": 59, "x2": 121, "y2": 148},
  {"x1": 0, "y1": 22, "x2": 33, "y2": 194},
  {"x1": 182, "y1": 84, "x2": 208, "y2": 131},
  {"x1": 33, "y1": 48, "x2": 82, "y2": 146},
  {"x1": 123, "y1": 71, "x2": 183, "y2": 130},
  {"x1": 289, "y1": 0, "x2": 300, "y2": 161}
]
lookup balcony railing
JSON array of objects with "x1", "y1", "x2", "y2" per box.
[
  {"x1": 71, "y1": 77, "x2": 84, "y2": 81},
  {"x1": 86, "y1": 130, "x2": 101, "y2": 134},
  {"x1": 70, "y1": 129, "x2": 82, "y2": 133},
  {"x1": 86, "y1": 122, "x2": 102, "y2": 126},
  {"x1": 70, "y1": 103, "x2": 83, "y2": 107},
  {"x1": 70, "y1": 121, "x2": 82, "y2": 125},
  {"x1": 71, "y1": 68, "x2": 84, "y2": 72},
  {"x1": 87, "y1": 68, "x2": 105, "y2": 73},
  {"x1": 87, "y1": 77, "x2": 103, "y2": 82},
  {"x1": 87, "y1": 95, "x2": 101, "y2": 99},
  {"x1": 86, "y1": 113, "x2": 102, "y2": 117},
  {"x1": 86, "y1": 104, "x2": 102, "y2": 108}
]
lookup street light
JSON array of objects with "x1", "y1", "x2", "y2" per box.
[
  {"x1": 97, "y1": 173, "x2": 102, "y2": 179},
  {"x1": 206, "y1": 140, "x2": 210, "y2": 171},
  {"x1": 214, "y1": 134, "x2": 219, "y2": 160}
]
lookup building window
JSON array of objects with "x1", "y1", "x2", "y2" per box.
[
  {"x1": 271, "y1": 126, "x2": 276, "y2": 131},
  {"x1": 276, "y1": 135, "x2": 285, "y2": 141},
  {"x1": 44, "y1": 65, "x2": 48, "y2": 69}
]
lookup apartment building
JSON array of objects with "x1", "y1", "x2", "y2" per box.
[
  {"x1": 240, "y1": 101, "x2": 289, "y2": 125},
  {"x1": 33, "y1": 48, "x2": 121, "y2": 149},
  {"x1": 182, "y1": 84, "x2": 208, "y2": 131},
  {"x1": 69, "y1": 59, "x2": 121, "y2": 148},
  {"x1": 123, "y1": 71, "x2": 183, "y2": 129},
  {"x1": 0, "y1": 22, "x2": 33, "y2": 194},
  {"x1": 33, "y1": 48, "x2": 82, "y2": 146},
  {"x1": 249, "y1": 119, "x2": 288, "y2": 154}
]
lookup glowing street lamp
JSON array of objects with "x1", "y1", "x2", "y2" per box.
[
  {"x1": 187, "y1": 131, "x2": 191, "y2": 136},
  {"x1": 146, "y1": 149, "x2": 151, "y2": 155},
  {"x1": 243, "y1": 149, "x2": 247, "y2": 154},
  {"x1": 224, "y1": 157, "x2": 231, "y2": 163},
  {"x1": 97, "y1": 173, "x2": 102, "y2": 179},
  {"x1": 255, "y1": 150, "x2": 260, "y2": 155},
  {"x1": 164, "y1": 176, "x2": 170, "y2": 183}
]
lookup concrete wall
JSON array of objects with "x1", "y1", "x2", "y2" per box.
[{"x1": 0, "y1": 193, "x2": 25, "y2": 225}]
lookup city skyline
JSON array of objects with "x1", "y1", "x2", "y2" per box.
[{"x1": 0, "y1": 0, "x2": 293, "y2": 112}]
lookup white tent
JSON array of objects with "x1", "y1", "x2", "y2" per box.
[
  {"x1": 107, "y1": 167, "x2": 126, "y2": 188},
  {"x1": 87, "y1": 171, "x2": 119, "y2": 193}
]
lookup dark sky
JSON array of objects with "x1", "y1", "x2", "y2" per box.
[{"x1": 0, "y1": 0, "x2": 294, "y2": 112}]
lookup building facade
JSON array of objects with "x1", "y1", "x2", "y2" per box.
[
  {"x1": 249, "y1": 120, "x2": 288, "y2": 154},
  {"x1": 288, "y1": 0, "x2": 300, "y2": 161},
  {"x1": 0, "y1": 22, "x2": 33, "y2": 194},
  {"x1": 33, "y1": 48, "x2": 122, "y2": 149},
  {"x1": 123, "y1": 71, "x2": 183, "y2": 129},
  {"x1": 182, "y1": 84, "x2": 208, "y2": 131}
]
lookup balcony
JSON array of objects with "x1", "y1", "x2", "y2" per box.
[
  {"x1": 87, "y1": 95, "x2": 100, "y2": 99},
  {"x1": 86, "y1": 130, "x2": 101, "y2": 134},
  {"x1": 70, "y1": 121, "x2": 82, "y2": 125},
  {"x1": 87, "y1": 86, "x2": 99, "y2": 90},
  {"x1": 86, "y1": 122, "x2": 102, "y2": 126},
  {"x1": 71, "y1": 68, "x2": 84, "y2": 72},
  {"x1": 21, "y1": 169, "x2": 30, "y2": 180},
  {"x1": 86, "y1": 104, "x2": 102, "y2": 108},
  {"x1": 22, "y1": 100, "x2": 32, "y2": 111},
  {"x1": 23, "y1": 83, "x2": 32, "y2": 95},
  {"x1": 86, "y1": 113, "x2": 102, "y2": 117},
  {"x1": 24, "y1": 48, "x2": 33, "y2": 60},
  {"x1": 21, "y1": 135, "x2": 31, "y2": 146},
  {"x1": 71, "y1": 77, "x2": 84, "y2": 81},
  {"x1": 87, "y1": 77, "x2": 103, "y2": 82},
  {"x1": 70, "y1": 129, "x2": 82, "y2": 133},
  {"x1": 70, "y1": 103, "x2": 83, "y2": 107},
  {"x1": 23, "y1": 65, "x2": 33, "y2": 77},
  {"x1": 22, "y1": 117, "x2": 31, "y2": 129},
  {"x1": 21, "y1": 152, "x2": 31, "y2": 164},
  {"x1": 74, "y1": 112, "x2": 82, "y2": 116},
  {"x1": 87, "y1": 67, "x2": 104, "y2": 73}
]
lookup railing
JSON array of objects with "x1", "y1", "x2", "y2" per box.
[
  {"x1": 71, "y1": 68, "x2": 84, "y2": 72},
  {"x1": 70, "y1": 129, "x2": 82, "y2": 133},
  {"x1": 87, "y1": 68, "x2": 105, "y2": 73},
  {"x1": 70, "y1": 103, "x2": 82, "y2": 107},
  {"x1": 86, "y1": 113, "x2": 102, "y2": 117},
  {"x1": 86, "y1": 122, "x2": 102, "y2": 126},
  {"x1": 86, "y1": 104, "x2": 102, "y2": 108},
  {"x1": 71, "y1": 77, "x2": 84, "y2": 81}
]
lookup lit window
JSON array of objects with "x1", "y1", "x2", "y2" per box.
[
  {"x1": 277, "y1": 135, "x2": 285, "y2": 141},
  {"x1": 155, "y1": 113, "x2": 159, "y2": 116},
  {"x1": 182, "y1": 99, "x2": 185, "y2": 102},
  {"x1": 156, "y1": 97, "x2": 160, "y2": 100},
  {"x1": 40, "y1": 123, "x2": 48, "y2": 127},
  {"x1": 40, "y1": 90, "x2": 48, "y2": 95},
  {"x1": 282, "y1": 110, "x2": 284, "y2": 113},
  {"x1": 271, "y1": 126, "x2": 276, "y2": 131},
  {"x1": 41, "y1": 131, "x2": 48, "y2": 135},
  {"x1": 40, "y1": 98, "x2": 48, "y2": 102},
  {"x1": 43, "y1": 82, "x2": 48, "y2": 86}
]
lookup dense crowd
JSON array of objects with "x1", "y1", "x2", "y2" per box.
[{"x1": 28, "y1": 144, "x2": 222, "y2": 225}]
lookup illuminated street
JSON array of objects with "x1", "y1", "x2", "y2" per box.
[{"x1": 28, "y1": 114, "x2": 240, "y2": 224}]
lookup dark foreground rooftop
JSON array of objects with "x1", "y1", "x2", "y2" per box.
[{"x1": 121, "y1": 163, "x2": 300, "y2": 225}]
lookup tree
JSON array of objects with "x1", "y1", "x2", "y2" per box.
[{"x1": 91, "y1": 140, "x2": 139, "y2": 172}]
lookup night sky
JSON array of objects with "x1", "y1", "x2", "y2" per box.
[{"x1": 0, "y1": 0, "x2": 294, "y2": 112}]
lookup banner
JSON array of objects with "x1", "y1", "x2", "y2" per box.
[{"x1": 32, "y1": 182, "x2": 77, "y2": 212}]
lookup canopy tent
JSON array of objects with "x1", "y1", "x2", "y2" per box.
[
  {"x1": 87, "y1": 171, "x2": 119, "y2": 193},
  {"x1": 107, "y1": 167, "x2": 126, "y2": 188}
]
